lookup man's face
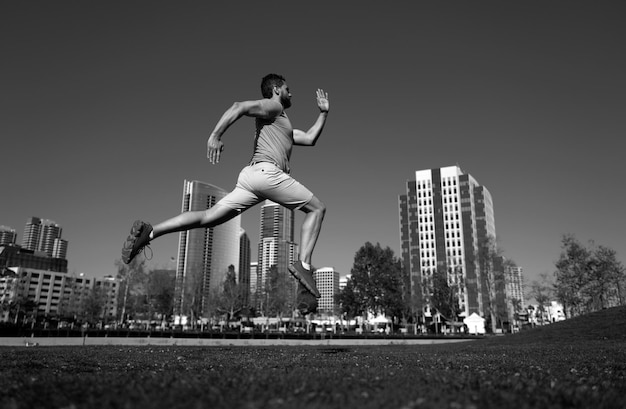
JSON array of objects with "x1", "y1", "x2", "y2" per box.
[{"x1": 277, "y1": 83, "x2": 292, "y2": 109}]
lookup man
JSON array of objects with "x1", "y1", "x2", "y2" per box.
[{"x1": 121, "y1": 74, "x2": 329, "y2": 298}]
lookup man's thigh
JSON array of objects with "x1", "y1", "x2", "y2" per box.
[
  {"x1": 217, "y1": 186, "x2": 262, "y2": 213},
  {"x1": 260, "y1": 167, "x2": 314, "y2": 210},
  {"x1": 239, "y1": 163, "x2": 315, "y2": 210}
]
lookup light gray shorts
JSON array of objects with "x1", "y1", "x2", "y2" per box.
[{"x1": 217, "y1": 162, "x2": 314, "y2": 212}]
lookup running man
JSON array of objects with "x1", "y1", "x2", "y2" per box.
[{"x1": 121, "y1": 74, "x2": 329, "y2": 298}]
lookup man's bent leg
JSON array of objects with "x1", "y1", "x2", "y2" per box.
[
  {"x1": 287, "y1": 196, "x2": 326, "y2": 298},
  {"x1": 152, "y1": 204, "x2": 239, "y2": 240},
  {"x1": 299, "y1": 196, "x2": 326, "y2": 265}
]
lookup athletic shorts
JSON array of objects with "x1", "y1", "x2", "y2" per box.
[{"x1": 217, "y1": 162, "x2": 314, "y2": 212}]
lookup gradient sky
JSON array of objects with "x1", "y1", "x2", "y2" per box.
[{"x1": 2, "y1": 1, "x2": 625, "y2": 294}]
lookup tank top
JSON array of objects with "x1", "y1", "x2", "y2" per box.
[{"x1": 250, "y1": 111, "x2": 293, "y2": 173}]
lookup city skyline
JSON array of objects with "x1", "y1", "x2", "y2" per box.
[{"x1": 2, "y1": 2, "x2": 625, "y2": 291}]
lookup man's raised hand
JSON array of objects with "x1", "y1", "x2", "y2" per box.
[{"x1": 316, "y1": 89, "x2": 329, "y2": 113}]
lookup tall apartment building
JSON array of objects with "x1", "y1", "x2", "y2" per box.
[
  {"x1": 173, "y1": 180, "x2": 241, "y2": 318},
  {"x1": 314, "y1": 267, "x2": 340, "y2": 315},
  {"x1": 249, "y1": 261, "x2": 259, "y2": 303},
  {"x1": 257, "y1": 201, "x2": 298, "y2": 308},
  {"x1": 505, "y1": 265, "x2": 524, "y2": 316},
  {"x1": 239, "y1": 229, "x2": 251, "y2": 305},
  {"x1": 21, "y1": 217, "x2": 42, "y2": 251},
  {"x1": 20, "y1": 217, "x2": 68, "y2": 259},
  {"x1": 399, "y1": 166, "x2": 496, "y2": 320},
  {"x1": 0, "y1": 226, "x2": 17, "y2": 246}
]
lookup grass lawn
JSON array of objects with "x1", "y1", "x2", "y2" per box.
[{"x1": 1, "y1": 307, "x2": 625, "y2": 409}]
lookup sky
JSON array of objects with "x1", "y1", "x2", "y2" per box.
[{"x1": 2, "y1": 1, "x2": 625, "y2": 295}]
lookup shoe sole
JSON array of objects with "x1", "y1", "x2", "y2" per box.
[
  {"x1": 288, "y1": 265, "x2": 321, "y2": 298},
  {"x1": 121, "y1": 221, "x2": 151, "y2": 264}
]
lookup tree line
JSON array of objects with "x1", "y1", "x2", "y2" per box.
[
  {"x1": 4, "y1": 233, "x2": 622, "y2": 328},
  {"x1": 113, "y1": 260, "x2": 302, "y2": 328},
  {"x1": 109, "y1": 235, "x2": 626, "y2": 327}
]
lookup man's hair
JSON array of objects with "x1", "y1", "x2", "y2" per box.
[{"x1": 261, "y1": 74, "x2": 286, "y2": 98}]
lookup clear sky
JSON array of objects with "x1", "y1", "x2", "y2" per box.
[{"x1": 2, "y1": 1, "x2": 625, "y2": 294}]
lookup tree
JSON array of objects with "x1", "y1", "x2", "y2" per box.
[
  {"x1": 510, "y1": 297, "x2": 523, "y2": 329},
  {"x1": 336, "y1": 278, "x2": 366, "y2": 319},
  {"x1": 339, "y1": 242, "x2": 404, "y2": 323},
  {"x1": 57, "y1": 275, "x2": 83, "y2": 323},
  {"x1": 554, "y1": 235, "x2": 625, "y2": 317},
  {"x1": 554, "y1": 235, "x2": 591, "y2": 317},
  {"x1": 79, "y1": 286, "x2": 107, "y2": 325},
  {"x1": 529, "y1": 272, "x2": 553, "y2": 324},
  {"x1": 430, "y1": 266, "x2": 460, "y2": 321},
  {"x1": 589, "y1": 245, "x2": 625, "y2": 309},
  {"x1": 477, "y1": 235, "x2": 500, "y2": 333},
  {"x1": 115, "y1": 257, "x2": 148, "y2": 323},
  {"x1": 0, "y1": 268, "x2": 36, "y2": 325},
  {"x1": 265, "y1": 265, "x2": 291, "y2": 318},
  {"x1": 218, "y1": 265, "x2": 245, "y2": 321},
  {"x1": 147, "y1": 269, "x2": 176, "y2": 322}
]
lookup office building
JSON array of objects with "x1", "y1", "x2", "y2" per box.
[
  {"x1": 399, "y1": 165, "x2": 496, "y2": 320},
  {"x1": 173, "y1": 180, "x2": 241, "y2": 318},
  {"x1": 19, "y1": 217, "x2": 68, "y2": 259},
  {"x1": 0, "y1": 245, "x2": 68, "y2": 273},
  {"x1": 239, "y1": 229, "x2": 251, "y2": 305},
  {"x1": 505, "y1": 265, "x2": 524, "y2": 316},
  {"x1": 0, "y1": 267, "x2": 118, "y2": 322},
  {"x1": 0, "y1": 226, "x2": 17, "y2": 246},
  {"x1": 257, "y1": 201, "x2": 298, "y2": 308},
  {"x1": 314, "y1": 267, "x2": 340, "y2": 315},
  {"x1": 22, "y1": 217, "x2": 66, "y2": 257},
  {"x1": 249, "y1": 261, "x2": 259, "y2": 304}
]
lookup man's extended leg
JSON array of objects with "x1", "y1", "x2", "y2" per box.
[
  {"x1": 122, "y1": 204, "x2": 239, "y2": 264},
  {"x1": 151, "y1": 204, "x2": 239, "y2": 240}
]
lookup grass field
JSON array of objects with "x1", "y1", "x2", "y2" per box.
[{"x1": 2, "y1": 307, "x2": 625, "y2": 409}]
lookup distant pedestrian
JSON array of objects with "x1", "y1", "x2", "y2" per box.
[{"x1": 121, "y1": 74, "x2": 329, "y2": 298}]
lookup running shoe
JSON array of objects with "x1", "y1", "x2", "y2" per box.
[
  {"x1": 288, "y1": 261, "x2": 321, "y2": 298},
  {"x1": 296, "y1": 282, "x2": 318, "y2": 315},
  {"x1": 121, "y1": 220, "x2": 152, "y2": 264}
]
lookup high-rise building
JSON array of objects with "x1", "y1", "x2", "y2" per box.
[
  {"x1": 20, "y1": 217, "x2": 67, "y2": 258},
  {"x1": 249, "y1": 261, "x2": 259, "y2": 301},
  {"x1": 52, "y1": 238, "x2": 68, "y2": 259},
  {"x1": 39, "y1": 221, "x2": 62, "y2": 256},
  {"x1": 0, "y1": 226, "x2": 17, "y2": 246},
  {"x1": 399, "y1": 165, "x2": 496, "y2": 320},
  {"x1": 257, "y1": 201, "x2": 298, "y2": 308},
  {"x1": 314, "y1": 267, "x2": 340, "y2": 315},
  {"x1": 173, "y1": 180, "x2": 241, "y2": 318},
  {"x1": 239, "y1": 228, "x2": 251, "y2": 305},
  {"x1": 505, "y1": 265, "x2": 524, "y2": 315},
  {"x1": 21, "y1": 217, "x2": 43, "y2": 252}
]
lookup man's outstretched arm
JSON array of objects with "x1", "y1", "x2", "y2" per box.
[
  {"x1": 207, "y1": 99, "x2": 283, "y2": 164},
  {"x1": 293, "y1": 89, "x2": 330, "y2": 146}
]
